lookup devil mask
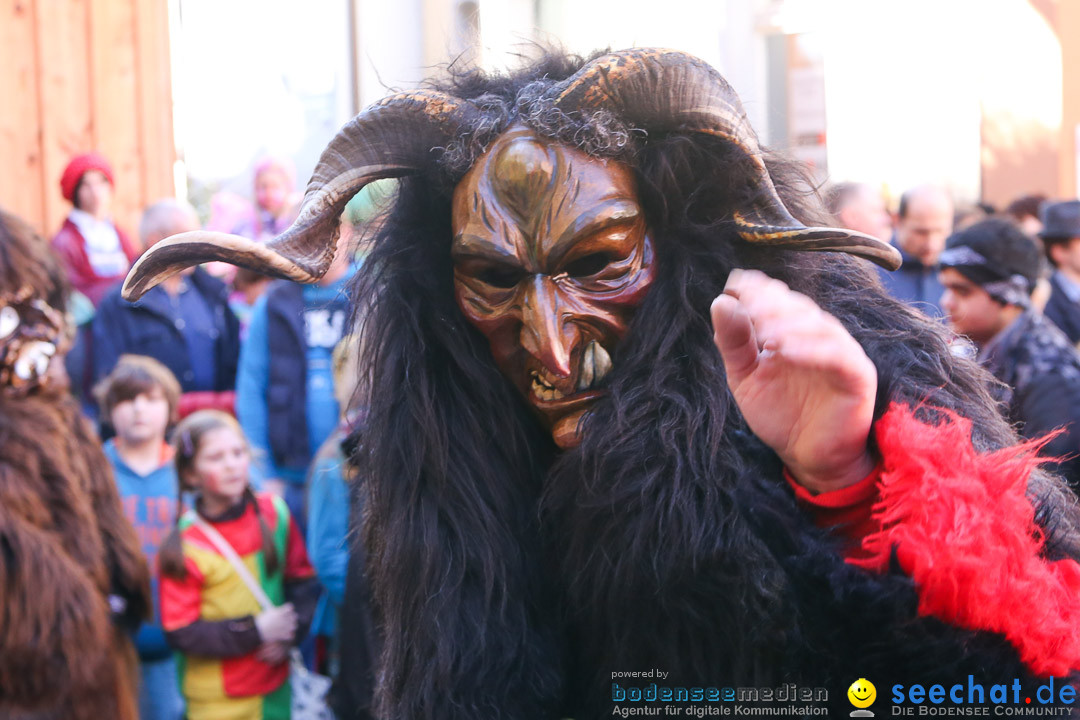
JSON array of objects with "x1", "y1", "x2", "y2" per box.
[
  {"x1": 122, "y1": 48, "x2": 901, "y2": 447},
  {"x1": 451, "y1": 125, "x2": 655, "y2": 447}
]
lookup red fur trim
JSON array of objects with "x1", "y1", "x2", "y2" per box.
[{"x1": 866, "y1": 403, "x2": 1080, "y2": 677}]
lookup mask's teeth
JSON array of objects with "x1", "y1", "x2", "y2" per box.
[
  {"x1": 593, "y1": 342, "x2": 612, "y2": 383},
  {"x1": 531, "y1": 370, "x2": 556, "y2": 390},
  {"x1": 577, "y1": 341, "x2": 595, "y2": 391},
  {"x1": 531, "y1": 374, "x2": 565, "y2": 402}
]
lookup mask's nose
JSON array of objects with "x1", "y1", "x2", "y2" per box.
[{"x1": 520, "y1": 275, "x2": 576, "y2": 377}]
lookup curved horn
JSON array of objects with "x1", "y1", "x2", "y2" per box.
[
  {"x1": 549, "y1": 48, "x2": 901, "y2": 270},
  {"x1": 123, "y1": 90, "x2": 482, "y2": 300}
]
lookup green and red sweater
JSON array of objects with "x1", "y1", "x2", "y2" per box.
[{"x1": 160, "y1": 493, "x2": 318, "y2": 718}]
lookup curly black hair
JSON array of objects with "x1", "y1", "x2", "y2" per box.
[{"x1": 346, "y1": 51, "x2": 1080, "y2": 720}]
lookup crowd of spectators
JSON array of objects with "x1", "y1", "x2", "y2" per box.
[
  {"x1": 37, "y1": 150, "x2": 378, "y2": 719},
  {"x1": 829, "y1": 181, "x2": 1080, "y2": 489},
  {"x1": 16, "y1": 147, "x2": 1080, "y2": 720}
]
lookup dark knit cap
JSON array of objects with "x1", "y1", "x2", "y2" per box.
[{"x1": 939, "y1": 218, "x2": 1042, "y2": 307}]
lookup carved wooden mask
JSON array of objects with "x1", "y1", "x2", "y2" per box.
[{"x1": 452, "y1": 125, "x2": 656, "y2": 448}]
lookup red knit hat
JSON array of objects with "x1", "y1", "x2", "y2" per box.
[{"x1": 59, "y1": 152, "x2": 114, "y2": 203}]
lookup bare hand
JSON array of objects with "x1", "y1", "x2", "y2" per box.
[
  {"x1": 256, "y1": 640, "x2": 291, "y2": 665},
  {"x1": 711, "y1": 269, "x2": 876, "y2": 493},
  {"x1": 254, "y1": 603, "x2": 297, "y2": 644}
]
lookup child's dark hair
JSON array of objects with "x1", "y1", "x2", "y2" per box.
[
  {"x1": 159, "y1": 410, "x2": 280, "y2": 580},
  {"x1": 93, "y1": 354, "x2": 182, "y2": 424}
]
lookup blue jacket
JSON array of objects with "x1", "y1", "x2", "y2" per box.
[
  {"x1": 1043, "y1": 272, "x2": 1080, "y2": 345},
  {"x1": 92, "y1": 268, "x2": 240, "y2": 392},
  {"x1": 306, "y1": 426, "x2": 352, "y2": 639},
  {"x1": 103, "y1": 439, "x2": 179, "y2": 660},
  {"x1": 875, "y1": 243, "x2": 945, "y2": 319},
  {"x1": 236, "y1": 276, "x2": 351, "y2": 484}
]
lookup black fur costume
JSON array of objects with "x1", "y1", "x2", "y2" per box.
[
  {"x1": 347, "y1": 53, "x2": 1080, "y2": 719},
  {"x1": 122, "y1": 49, "x2": 1080, "y2": 719}
]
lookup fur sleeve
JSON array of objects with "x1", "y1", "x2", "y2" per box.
[
  {"x1": 866, "y1": 403, "x2": 1080, "y2": 677},
  {"x1": 0, "y1": 392, "x2": 145, "y2": 719},
  {"x1": 0, "y1": 496, "x2": 115, "y2": 709},
  {"x1": 69, "y1": 399, "x2": 151, "y2": 623}
]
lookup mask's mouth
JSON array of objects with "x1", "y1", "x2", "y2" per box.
[{"x1": 528, "y1": 340, "x2": 612, "y2": 403}]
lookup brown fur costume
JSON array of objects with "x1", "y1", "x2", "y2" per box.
[{"x1": 0, "y1": 208, "x2": 149, "y2": 720}]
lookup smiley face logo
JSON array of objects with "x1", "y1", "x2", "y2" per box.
[{"x1": 847, "y1": 678, "x2": 876, "y2": 709}]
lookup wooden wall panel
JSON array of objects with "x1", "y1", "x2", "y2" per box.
[
  {"x1": 0, "y1": 0, "x2": 45, "y2": 230},
  {"x1": 134, "y1": 0, "x2": 175, "y2": 204},
  {"x1": 89, "y1": 0, "x2": 141, "y2": 235},
  {"x1": 35, "y1": 0, "x2": 94, "y2": 236},
  {"x1": 0, "y1": 0, "x2": 175, "y2": 239}
]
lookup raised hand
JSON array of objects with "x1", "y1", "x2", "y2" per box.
[{"x1": 711, "y1": 269, "x2": 877, "y2": 494}]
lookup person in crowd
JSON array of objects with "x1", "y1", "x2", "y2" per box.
[
  {"x1": 94, "y1": 355, "x2": 185, "y2": 720},
  {"x1": 51, "y1": 152, "x2": 140, "y2": 307},
  {"x1": 93, "y1": 199, "x2": 240, "y2": 418},
  {"x1": 939, "y1": 218, "x2": 1080, "y2": 488},
  {"x1": 233, "y1": 156, "x2": 301, "y2": 243},
  {"x1": 953, "y1": 202, "x2": 990, "y2": 232},
  {"x1": 159, "y1": 410, "x2": 319, "y2": 720},
  {"x1": 877, "y1": 183, "x2": 954, "y2": 317},
  {"x1": 824, "y1": 181, "x2": 892, "y2": 242},
  {"x1": 235, "y1": 211, "x2": 356, "y2": 529},
  {"x1": 1039, "y1": 199, "x2": 1080, "y2": 345},
  {"x1": 64, "y1": 287, "x2": 101, "y2": 417},
  {"x1": 1, "y1": 207, "x2": 149, "y2": 720},
  {"x1": 1000, "y1": 194, "x2": 1053, "y2": 314},
  {"x1": 306, "y1": 335, "x2": 364, "y2": 677},
  {"x1": 1005, "y1": 193, "x2": 1047, "y2": 238},
  {"x1": 307, "y1": 333, "x2": 380, "y2": 719},
  {"x1": 229, "y1": 268, "x2": 274, "y2": 339},
  {"x1": 123, "y1": 49, "x2": 1080, "y2": 718}
]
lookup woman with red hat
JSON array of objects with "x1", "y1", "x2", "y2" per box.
[{"x1": 50, "y1": 152, "x2": 139, "y2": 307}]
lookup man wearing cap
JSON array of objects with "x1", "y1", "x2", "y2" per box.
[
  {"x1": 1040, "y1": 199, "x2": 1080, "y2": 345},
  {"x1": 51, "y1": 152, "x2": 139, "y2": 307},
  {"x1": 939, "y1": 218, "x2": 1080, "y2": 488}
]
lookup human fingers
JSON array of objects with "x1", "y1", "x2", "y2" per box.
[
  {"x1": 753, "y1": 313, "x2": 875, "y2": 390},
  {"x1": 724, "y1": 270, "x2": 863, "y2": 366},
  {"x1": 256, "y1": 606, "x2": 298, "y2": 642},
  {"x1": 725, "y1": 269, "x2": 825, "y2": 332},
  {"x1": 711, "y1": 293, "x2": 759, "y2": 386}
]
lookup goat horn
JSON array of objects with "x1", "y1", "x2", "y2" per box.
[
  {"x1": 549, "y1": 48, "x2": 900, "y2": 270},
  {"x1": 124, "y1": 90, "x2": 482, "y2": 300}
]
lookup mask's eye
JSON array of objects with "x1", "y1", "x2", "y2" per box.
[
  {"x1": 477, "y1": 264, "x2": 526, "y2": 289},
  {"x1": 0, "y1": 306, "x2": 18, "y2": 341},
  {"x1": 564, "y1": 252, "x2": 612, "y2": 278}
]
